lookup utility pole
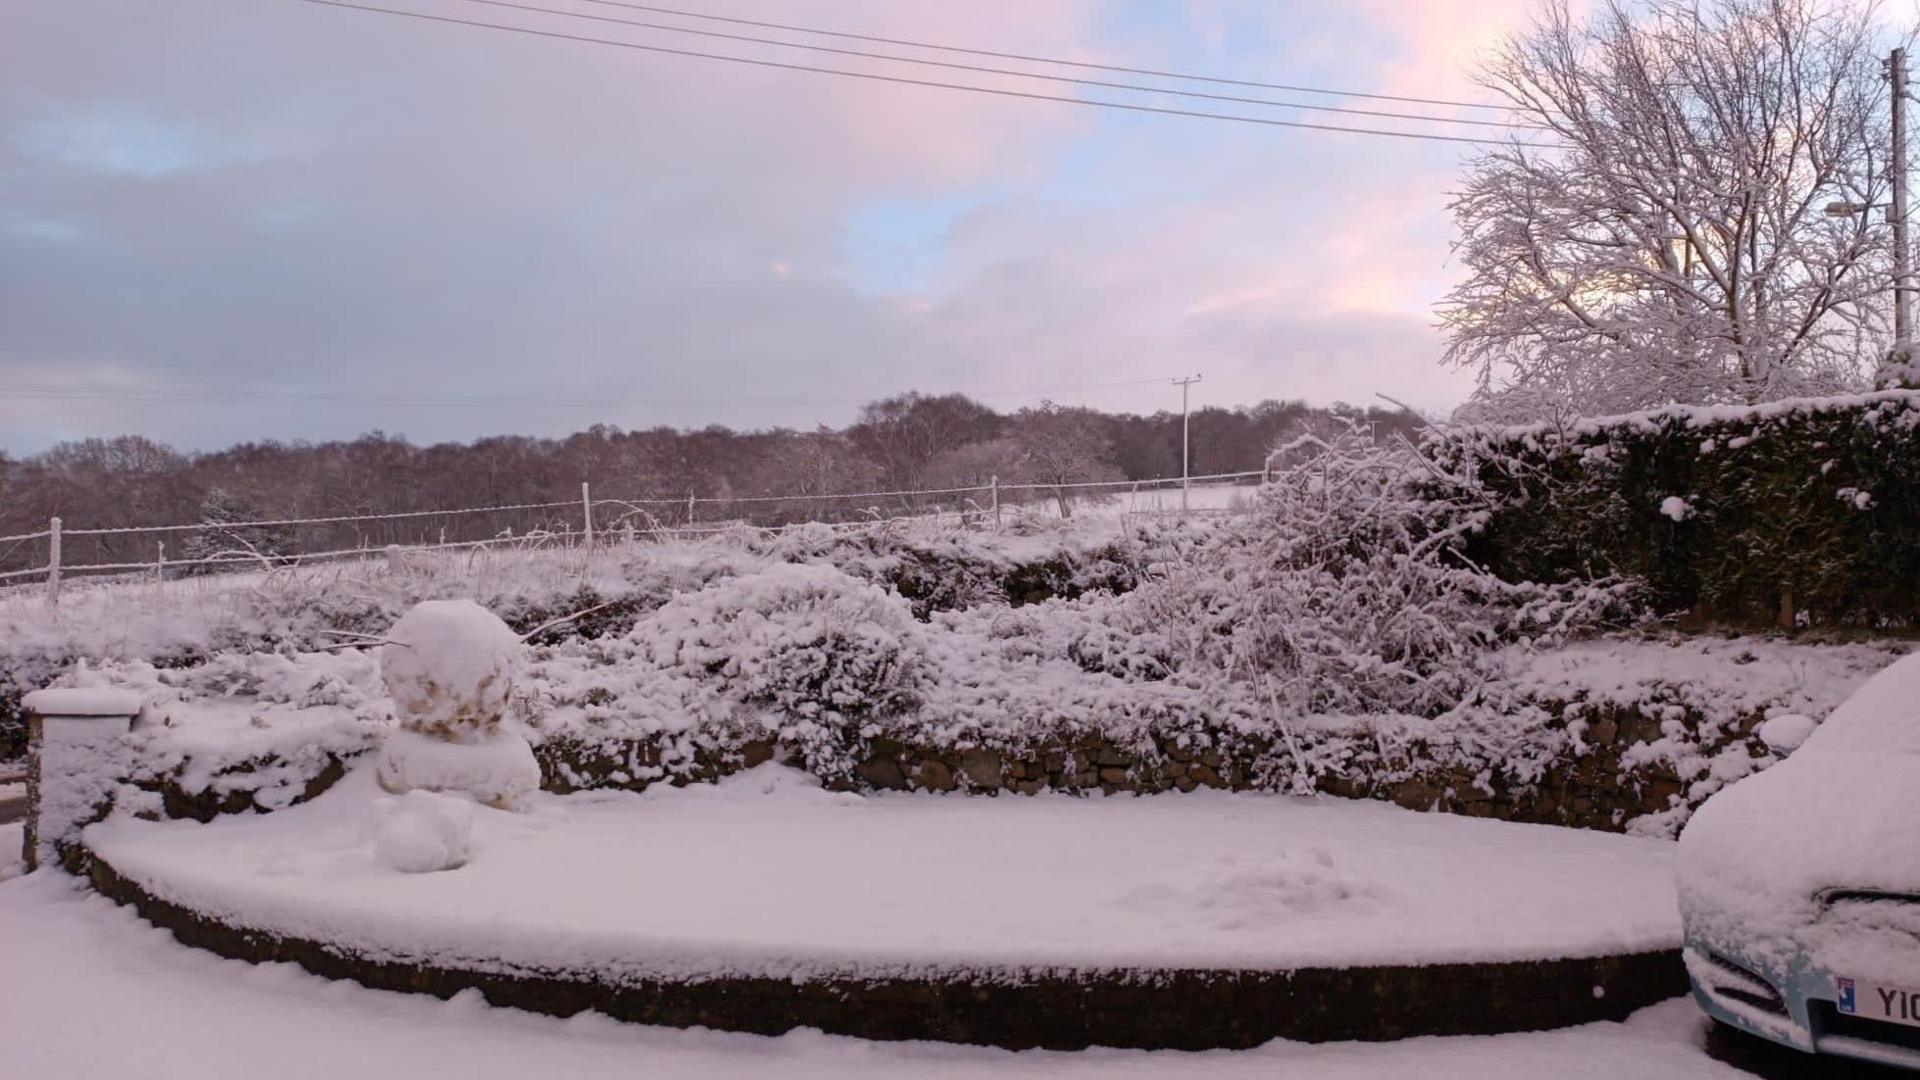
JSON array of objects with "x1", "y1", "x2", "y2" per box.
[
  {"x1": 1172, "y1": 374, "x2": 1202, "y2": 511},
  {"x1": 1894, "y1": 47, "x2": 1911, "y2": 346}
]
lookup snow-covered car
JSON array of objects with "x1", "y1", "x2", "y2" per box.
[{"x1": 1680, "y1": 650, "x2": 1920, "y2": 1070}]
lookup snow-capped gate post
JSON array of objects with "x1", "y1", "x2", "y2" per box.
[{"x1": 21, "y1": 688, "x2": 142, "y2": 873}]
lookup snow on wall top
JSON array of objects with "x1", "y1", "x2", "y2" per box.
[
  {"x1": 21, "y1": 688, "x2": 145, "y2": 717},
  {"x1": 1506, "y1": 636, "x2": 1897, "y2": 727}
]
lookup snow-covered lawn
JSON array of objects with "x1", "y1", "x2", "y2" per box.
[
  {"x1": 87, "y1": 764, "x2": 1679, "y2": 979},
  {"x1": 0, "y1": 820, "x2": 1746, "y2": 1079}
]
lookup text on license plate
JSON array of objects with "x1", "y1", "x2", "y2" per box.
[{"x1": 1838, "y1": 977, "x2": 1920, "y2": 1028}]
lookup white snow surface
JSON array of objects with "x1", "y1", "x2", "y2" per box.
[
  {"x1": 0, "y1": 821, "x2": 1744, "y2": 1080},
  {"x1": 20, "y1": 687, "x2": 145, "y2": 716},
  {"x1": 1679, "y1": 650, "x2": 1920, "y2": 981},
  {"x1": 1507, "y1": 635, "x2": 1895, "y2": 725},
  {"x1": 381, "y1": 599, "x2": 522, "y2": 737},
  {"x1": 85, "y1": 764, "x2": 1681, "y2": 980}
]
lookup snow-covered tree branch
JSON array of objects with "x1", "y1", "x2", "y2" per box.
[{"x1": 1442, "y1": 0, "x2": 1903, "y2": 420}]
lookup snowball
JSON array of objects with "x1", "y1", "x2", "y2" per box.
[
  {"x1": 381, "y1": 600, "x2": 522, "y2": 740},
  {"x1": 375, "y1": 727, "x2": 541, "y2": 810},
  {"x1": 1757, "y1": 712, "x2": 1817, "y2": 754},
  {"x1": 375, "y1": 790, "x2": 474, "y2": 873},
  {"x1": 1658, "y1": 496, "x2": 1693, "y2": 522}
]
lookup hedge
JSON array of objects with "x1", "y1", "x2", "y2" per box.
[{"x1": 1430, "y1": 390, "x2": 1920, "y2": 628}]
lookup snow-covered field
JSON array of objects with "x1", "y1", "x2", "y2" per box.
[
  {"x1": 0, "y1": 819, "x2": 1747, "y2": 1080},
  {"x1": 87, "y1": 763, "x2": 1680, "y2": 979}
]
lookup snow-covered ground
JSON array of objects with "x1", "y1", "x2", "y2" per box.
[
  {"x1": 0, "y1": 819, "x2": 1747, "y2": 1079},
  {"x1": 1511, "y1": 636, "x2": 1899, "y2": 724},
  {"x1": 88, "y1": 763, "x2": 1679, "y2": 979}
]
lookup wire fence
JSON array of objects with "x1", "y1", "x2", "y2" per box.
[{"x1": 0, "y1": 469, "x2": 1270, "y2": 603}]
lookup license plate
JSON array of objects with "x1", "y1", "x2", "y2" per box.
[{"x1": 1838, "y1": 977, "x2": 1920, "y2": 1029}]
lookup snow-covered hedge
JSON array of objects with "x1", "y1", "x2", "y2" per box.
[
  {"x1": 1432, "y1": 390, "x2": 1920, "y2": 627},
  {"x1": 56, "y1": 625, "x2": 1896, "y2": 837},
  {"x1": 0, "y1": 518, "x2": 1174, "y2": 756}
]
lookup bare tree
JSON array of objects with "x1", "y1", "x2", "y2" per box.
[
  {"x1": 0, "y1": 395, "x2": 1356, "y2": 577},
  {"x1": 846, "y1": 392, "x2": 1002, "y2": 492},
  {"x1": 922, "y1": 437, "x2": 1025, "y2": 490},
  {"x1": 1442, "y1": 0, "x2": 1901, "y2": 420},
  {"x1": 1011, "y1": 402, "x2": 1123, "y2": 518}
]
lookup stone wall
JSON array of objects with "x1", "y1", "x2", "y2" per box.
[
  {"x1": 135, "y1": 753, "x2": 360, "y2": 823},
  {"x1": 113, "y1": 691, "x2": 1769, "y2": 836},
  {"x1": 528, "y1": 693, "x2": 1766, "y2": 835}
]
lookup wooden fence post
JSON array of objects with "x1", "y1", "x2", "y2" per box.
[
  {"x1": 581, "y1": 481, "x2": 594, "y2": 550},
  {"x1": 45, "y1": 517, "x2": 61, "y2": 606}
]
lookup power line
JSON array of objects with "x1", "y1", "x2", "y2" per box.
[
  {"x1": 577, "y1": 0, "x2": 1523, "y2": 114},
  {"x1": 286, "y1": 0, "x2": 1556, "y2": 149},
  {"x1": 0, "y1": 375, "x2": 1178, "y2": 410},
  {"x1": 454, "y1": 0, "x2": 1547, "y2": 131}
]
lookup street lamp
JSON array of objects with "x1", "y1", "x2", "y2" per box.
[{"x1": 1826, "y1": 200, "x2": 1909, "y2": 343}]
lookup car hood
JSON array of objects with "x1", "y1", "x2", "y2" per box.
[
  {"x1": 1678, "y1": 650, "x2": 1920, "y2": 979},
  {"x1": 1679, "y1": 746, "x2": 1920, "y2": 974}
]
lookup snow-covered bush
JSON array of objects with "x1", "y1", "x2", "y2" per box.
[
  {"x1": 934, "y1": 596, "x2": 1175, "y2": 683},
  {"x1": 634, "y1": 563, "x2": 926, "y2": 720},
  {"x1": 0, "y1": 517, "x2": 1178, "y2": 759},
  {"x1": 1146, "y1": 425, "x2": 1641, "y2": 721},
  {"x1": 630, "y1": 564, "x2": 926, "y2": 777},
  {"x1": 748, "y1": 519, "x2": 1151, "y2": 619}
]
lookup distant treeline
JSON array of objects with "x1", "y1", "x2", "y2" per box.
[{"x1": 0, "y1": 394, "x2": 1422, "y2": 575}]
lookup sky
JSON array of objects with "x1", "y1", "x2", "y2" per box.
[{"x1": 0, "y1": 0, "x2": 1546, "y2": 454}]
